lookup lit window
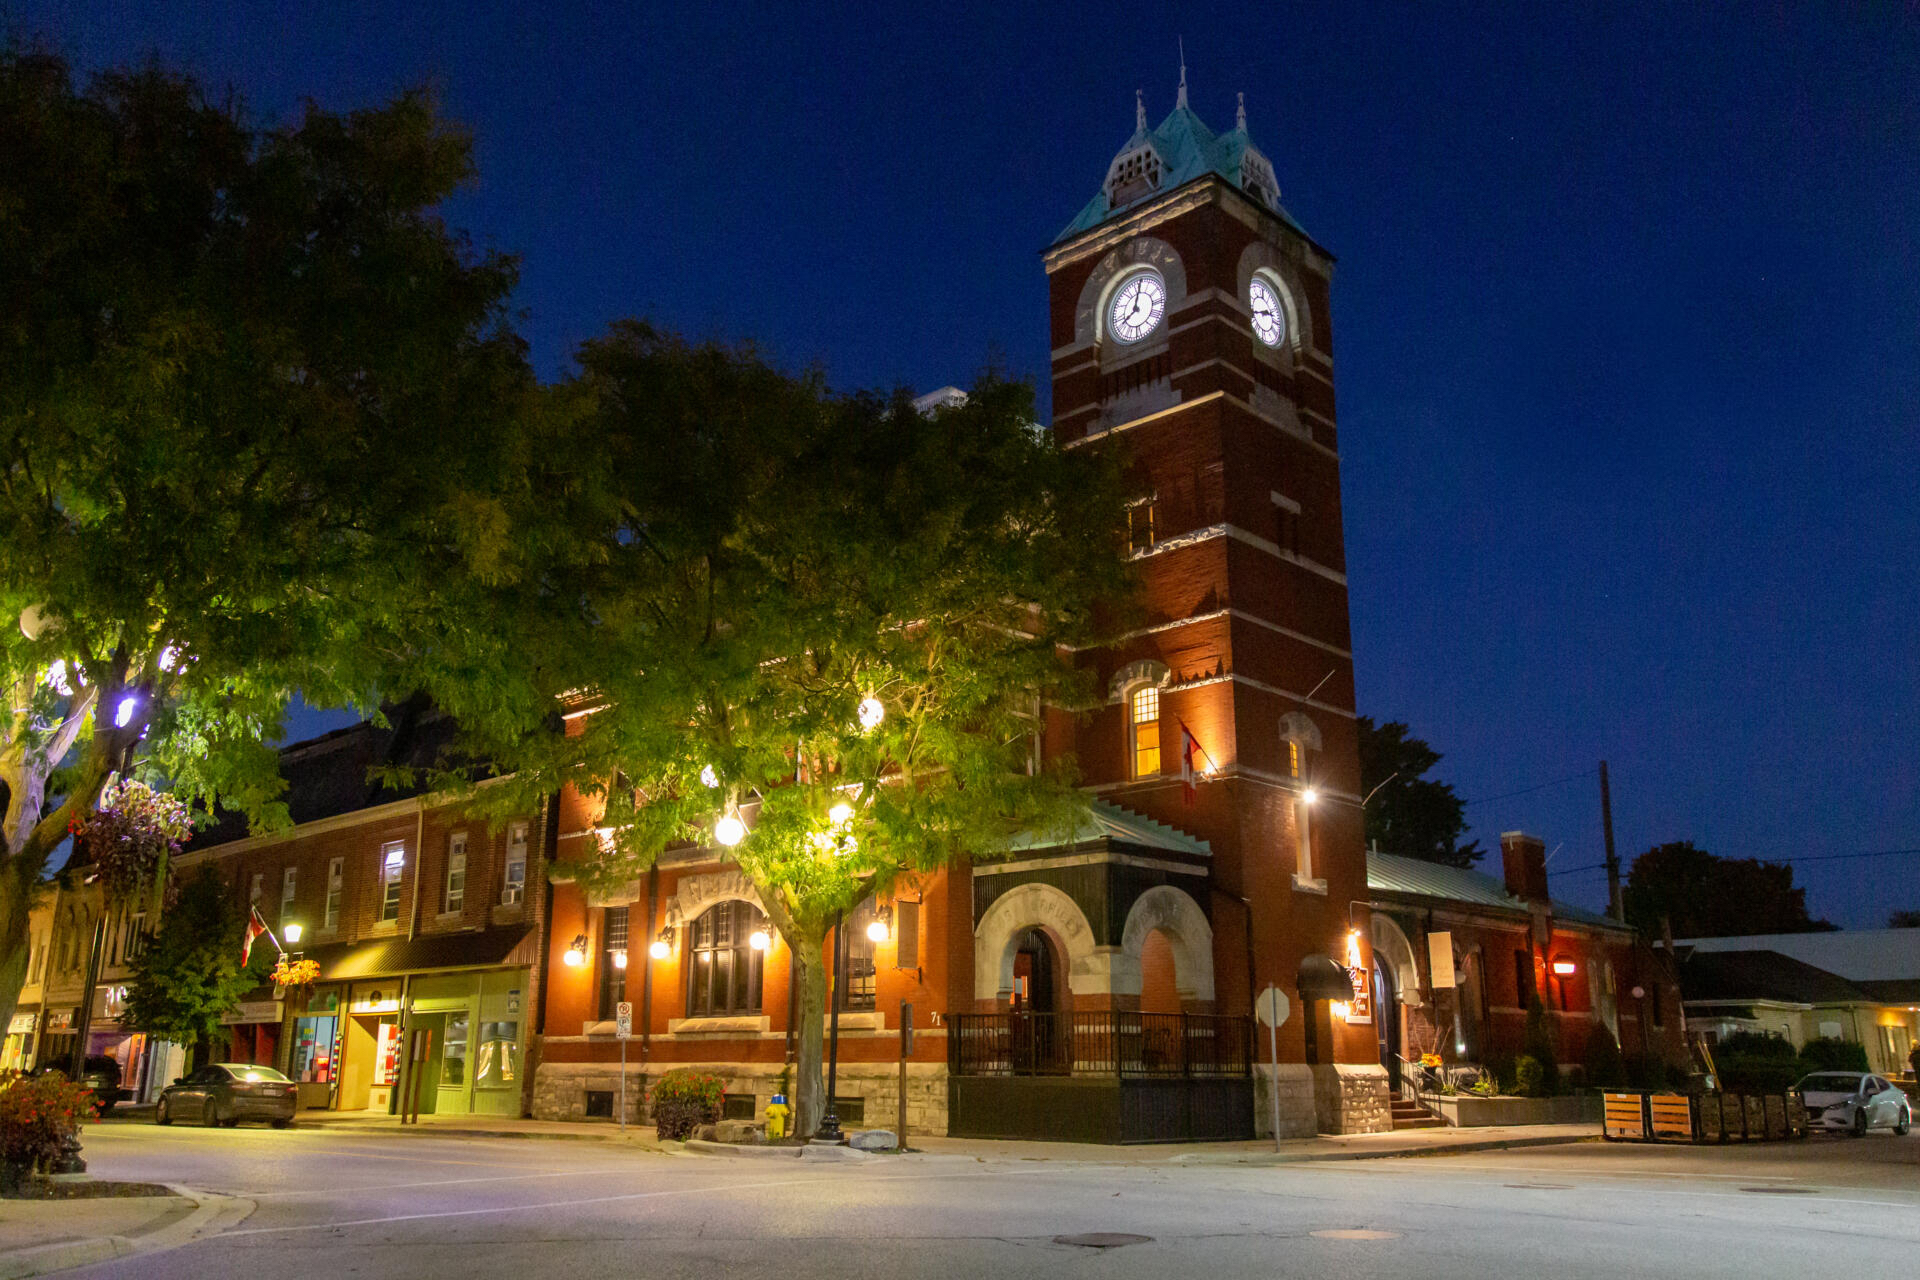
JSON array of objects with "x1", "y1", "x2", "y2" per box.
[
  {"x1": 380, "y1": 842, "x2": 406, "y2": 922},
  {"x1": 1128, "y1": 501, "x2": 1155, "y2": 554},
  {"x1": 1131, "y1": 685, "x2": 1161, "y2": 777},
  {"x1": 1285, "y1": 739, "x2": 1301, "y2": 779},
  {"x1": 445, "y1": 832, "x2": 467, "y2": 914},
  {"x1": 686, "y1": 901, "x2": 766, "y2": 1016},
  {"x1": 280, "y1": 867, "x2": 297, "y2": 926},
  {"x1": 502, "y1": 821, "x2": 528, "y2": 905},
  {"x1": 325, "y1": 857, "x2": 343, "y2": 930}
]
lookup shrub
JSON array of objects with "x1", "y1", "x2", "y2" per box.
[
  {"x1": 1715, "y1": 1030, "x2": 1796, "y2": 1060},
  {"x1": 1521, "y1": 1000, "x2": 1560, "y2": 1094},
  {"x1": 0, "y1": 1070, "x2": 98, "y2": 1176},
  {"x1": 1579, "y1": 1024, "x2": 1627, "y2": 1087},
  {"x1": 650, "y1": 1068, "x2": 727, "y2": 1140},
  {"x1": 1514, "y1": 1054, "x2": 1547, "y2": 1098},
  {"x1": 1715, "y1": 1054, "x2": 1802, "y2": 1094},
  {"x1": 1481, "y1": 1050, "x2": 1517, "y2": 1093},
  {"x1": 1797, "y1": 1037, "x2": 1868, "y2": 1075}
]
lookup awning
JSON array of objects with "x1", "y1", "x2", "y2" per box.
[
  {"x1": 302, "y1": 926, "x2": 538, "y2": 983},
  {"x1": 1298, "y1": 954, "x2": 1356, "y2": 1003}
]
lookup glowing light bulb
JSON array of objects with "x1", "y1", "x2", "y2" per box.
[
  {"x1": 562, "y1": 946, "x2": 585, "y2": 968},
  {"x1": 649, "y1": 938, "x2": 672, "y2": 961},
  {"x1": 714, "y1": 814, "x2": 746, "y2": 847},
  {"x1": 749, "y1": 929, "x2": 770, "y2": 951},
  {"x1": 857, "y1": 697, "x2": 885, "y2": 731},
  {"x1": 613, "y1": 949, "x2": 628, "y2": 970},
  {"x1": 1300, "y1": 787, "x2": 1318, "y2": 806},
  {"x1": 283, "y1": 923, "x2": 303, "y2": 944},
  {"x1": 114, "y1": 695, "x2": 138, "y2": 728},
  {"x1": 866, "y1": 918, "x2": 890, "y2": 944},
  {"x1": 828, "y1": 802, "x2": 854, "y2": 827}
]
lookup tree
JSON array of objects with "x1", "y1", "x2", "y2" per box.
[
  {"x1": 419, "y1": 326, "x2": 1129, "y2": 1136},
  {"x1": 0, "y1": 50, "x2": 529, "y2": 1035},
  {"x1": 1888, "y1": 909, "x2": 1920, "y2": 929},
  {"x1": 1355, "y1": 717, "x2": 1482, "y2": 867},
  {"x1": 121, "y1": 868, "x2": 272, "y2": 1055},
  {"x1": 1622, "y1": 840, "x2": 1835, "y2": 938}
]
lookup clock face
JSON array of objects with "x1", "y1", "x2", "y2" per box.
[
  {"x1": 1108, "y1": 271, "x2": 1167, "y2": 344},
  {"x1": 1249, "y1": 278, "x2": 1286, "y2": 348}
]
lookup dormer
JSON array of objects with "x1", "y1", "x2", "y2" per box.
[{"x1": 1105, "y1": 139, "x2": 1165, "y2": 207}]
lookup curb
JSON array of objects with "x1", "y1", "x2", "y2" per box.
[
  {"x1": 289, "y1": 1122, "x2": 672, "y2": 1148},
  {"x1": 1230, "y1": 1131, "x2": 1599, "y2": 1166},
  {"x1": 684, "y1": 1139, "x2": 871, "y2": 1162},
  {"x1": 0, "y1": 1186, "x2": 253, "y2": 1280}
]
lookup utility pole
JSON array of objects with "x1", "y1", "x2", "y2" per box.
[{"x1": 1600, "y1": 761, "x2": 1621, "y2": 922}]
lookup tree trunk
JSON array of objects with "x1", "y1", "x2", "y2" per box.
[
  {"x1": 792, "y1": 931, "x2": 829, "y2": 1138},
  {"x1": 0, "y1": 860, "x2": 33, "y2": 1048}
]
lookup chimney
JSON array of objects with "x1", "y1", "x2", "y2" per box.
[{"x1": 1500, "y1": 831, "x2": 1550, "y2": 904}]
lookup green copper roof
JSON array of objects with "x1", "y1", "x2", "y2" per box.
[
  {"x1": 1055, "y1": 93, "x2": 1310, "y2": 245},
  {"x1": 1005, "y1": 798, "x2": 1211, "y2": 858},
  {"x1": 1367, "y1": 849, "x2": 1621, "y2": 930}
]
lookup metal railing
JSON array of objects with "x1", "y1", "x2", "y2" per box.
[{"x1": 950, "y1": 1012, "x2": 1252, "y2": 1079}]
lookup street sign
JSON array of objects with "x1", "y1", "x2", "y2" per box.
[
  {"x1": 900, "y1": 1001, "x2": 913, "y2": 1055},
  {"x1": 1254, "y1": 986, "x2": 1290, "y2": 1028},
  {"x1": 616, "y1": 1001, "x2": 633, "y2": 1040}
]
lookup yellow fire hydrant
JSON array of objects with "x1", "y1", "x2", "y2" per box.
[{"x1": 764, "y1": 1094, "x2": 791, "y2": 1140}]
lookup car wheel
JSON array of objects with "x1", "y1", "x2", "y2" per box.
[
  {"x1": 1851, "y1": 1106, "x2": 1869, "y2": 1137},
  {"x1": 202, "y1": 1099, "x2": 220, "y2": 1128},
  {"x1": 1896, "y1": 1107, "x2": 1911, "y2": 1137},
  {"x1": 156, "y1": 1099, "x2": 171, "y2": 1126},
  {"x1": 271, "y1": 1118, "x2": 293, "y2": 1129}
]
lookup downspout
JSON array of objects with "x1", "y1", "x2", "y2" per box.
[
  {"x1": 639, "y1": 865, "x2": 657, "y2": 1072},
  {"x1": 406, "y1": 800, "x2": 426, "y2": 942}
]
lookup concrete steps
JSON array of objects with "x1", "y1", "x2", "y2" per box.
[{"x1": 1390, "y1": 1097, "x2": 1445, "y2": 1130}]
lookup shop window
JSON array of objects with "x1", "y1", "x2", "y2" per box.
[
  {"x1": 838, "y1": 898, "x2": 879, "y2": 1013},
  {"x1": 325, "y1": 857, "x2": 343, "y2": 930},
  {"x1": 445, "y1": 833, "x2": 467, "y2": 914},
  {"x1": 598, "y1": 906, "x2": 629, "y2": 1019},
  {"x1": 474, "y1": 1020, "x2": 519, "y2": 1089},
  {"x1": 379, "y1": 842, "x2": 406, "y2": 922},
  {"x1": 686, "y1": 901, "x2": 765, "y2": 1017},
  {"x1": 292, "y1": 1015, "x2": 337, "y2": 1083},
  {"x1": 1129, "y1": 684, "x2": 1161, "y2": 777},
  {"x1": 502, "y1": 821, "x2": 528, "y2": 905},
  {"x1": 440, "y1": 1014, "x2": 469, "y2": 1089}
]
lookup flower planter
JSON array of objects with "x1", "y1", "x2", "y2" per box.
[{"x1": 1429, "y1": 1093, "x2": 1600, "y2": 1127}]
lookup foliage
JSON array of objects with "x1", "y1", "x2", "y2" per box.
[
  {"x1": 1797, "y1": 1036, "x2": 1868, "y2": 1074},
  {"x1": 650, "y1": 1067, "x2": 728, "y2": 1141},
  {"x1": 1716, "y1": 1054, "x2": 1803, "y2": 1094},
  {"x1": 0, "y1": 47, "x2": 530, "y2": 1039},
  {"x1": 1355, "y1": 717, "x2": 1482, "y2": 867},
  {"x1": 1888, "y1": 909, "x2": 1920, "y2": 929},
  {"x1": 1521, "y1": 998, "x2": 1559, "y2": 1092},
  {"x1": 415, "y1": 330, "x2": 1130, "y2": 1136},
  {"x1": 270, "y1": 957, "x2": 321, "y2": 988},
  {"x1": 67, "y1": 780, "x2": 190, "y2": 911},
  {"x1": 1715, "y1": 1031, "x2": 1797, "y2": 1060},
  {"x1": 121, "y1": 869, "x2": 272, "y2": 1050},
  {"x1": 1623, "y1": 841, "x2": 1835, "y2": 938},
  {"x1": 1579, "y1": 1023, "x2": 1627, "y2": 1087},
  {"x1": 1624, "y1": 1053, "x2": 1687, "y2": 1090},
  {"x1": 1514, "y1": 1054, "x2": 1547, "y2": 1097},
  {"x1": 0, "y1": 1070, "x2": 96, "y2": 1172}
]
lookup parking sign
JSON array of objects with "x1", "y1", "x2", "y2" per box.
[{"x1": 616, "y1": 1001, "x2": 633, "y2": 1039}]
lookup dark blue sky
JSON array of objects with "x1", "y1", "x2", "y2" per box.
[{"x1": 25, "y1": 3, "x2": 1919, "y2": 925}]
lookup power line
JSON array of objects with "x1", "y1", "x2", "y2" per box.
[
  {"x1": 1463, "y1": 768, "x2": 1597, "y2": 807},
  {"x1": 1554, "y1": 847, "x2": 1920, "y2": 876}
]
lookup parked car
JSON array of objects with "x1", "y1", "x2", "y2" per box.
[
  {"x1": 1796, "y1": 1071, "x2": 1912, "y2": 1136},
  {"x1": 155, "y1": 1063, "x2": 298, "y2": 1128},
  {"x1": 31, "y1": 1056, "x2": 126, "y2": 1113}
]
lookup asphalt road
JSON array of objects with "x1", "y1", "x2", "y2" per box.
[{"x1": 65, "y1": 1123, "x2": 1920, "y2": 1279}]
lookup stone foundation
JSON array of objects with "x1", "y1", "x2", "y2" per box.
[
  {"x1": 1310, "y1": 1062, "x2": 1391, "y2": 1133},
  {"x1": 532, "y1": 1058, "x2": 950, "y2": 1136},
  {"x1": 1255, "y1": 1064, "x2": 1322, "y2": 1138}
]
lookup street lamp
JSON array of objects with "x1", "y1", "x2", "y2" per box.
[
  {"x1": 815, "y1": 907, "x2": 850, "y2": 1144},
  {"x1": 857, "y1": 697, "x2": 885, "y2": 732},
  {"x1": 648, "y1": 930, "x2": 672, "y2": 961},
  {"x1": 866, "y1": 906, "x2": 892, "y2": 945},
  {"x1": 1300, "y1": 787, "x2": 1319, "y2": 806},
  {"x1": 749, "y1": 928, "x2": 770, "y2": 952},
  {"x1": 562, "y1": 934, "x2": 588, "y2": 967},
  {"x1": 714, "y1": 812, "x2": 746, "y2": 847}
]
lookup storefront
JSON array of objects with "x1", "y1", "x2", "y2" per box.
[
  {"x1": 2, "y1": 1008, "x2": 38, "y2": 1072},
  {"x1": 294, "y1": 927, "x2": 538, "y2": 1115},
  {"x1": 220, "y1": 999, "x2": 286, "y2": 1071}
]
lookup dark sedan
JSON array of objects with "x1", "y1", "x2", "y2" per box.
[{"x1": 156, "y1": 1063, "x2": 298, "y2": 1128}]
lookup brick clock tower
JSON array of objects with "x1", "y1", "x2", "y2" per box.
[{"x1": 1039, "y1": 77, "x2": 1388, "y2": 1133}]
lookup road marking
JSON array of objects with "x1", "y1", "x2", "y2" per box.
[
  {"x1": 1311, "y1": 1229, "x2": 1400, "y2": 1240},
  {"x1": 247, "y1": 1168, "x2": 614, "y2": 1198}
]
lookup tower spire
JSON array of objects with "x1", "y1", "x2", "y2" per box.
[
  {"x1": 1177, "y1": 38, "x2": 1189, "y2": 108},
  {"x1": 1236, "y1": 91, "x2": 1246, "y2": 131},
  {"x1": 1135, "y1": 88, "x2": 1146, "y2": 131}
]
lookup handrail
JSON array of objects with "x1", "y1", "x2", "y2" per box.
[{"x1": 949, "y1": 1011, "x2": 1253, "y2": 1079}]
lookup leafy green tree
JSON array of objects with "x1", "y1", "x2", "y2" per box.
[
  {"x1": 0, "y1": 50, "x2": 529, "y2": 1035},
  {"x1": 420, "y1": 327, "x2": 1129, "y2": 1136},
  {"x1": 1356, "y1": 717, "x2": 1482, "y2": 867},
  {"x1": 1623, "y1": 841, "x2": 1835, "y2": 938},
  {"x1": 121, "y1": 868, "x2": 272, "y2": 1056},
  {"x1": 1888, "y1": 909, "x2": 1920, "y2": 929}
]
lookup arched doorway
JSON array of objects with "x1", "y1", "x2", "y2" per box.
[
  {"x1": 1137, "y1": 928, "x2": 1181, "y2": 1014},
  {"x1": 1372, "y1": 957, "x2": 1401, "y2": 1092},
  {"x1": 1010, "y1": 927, "x2": 1067, "y2": 1073},
  {"x1": 1010, "y1": 927, "x2": 1060, "y2": 1013}
]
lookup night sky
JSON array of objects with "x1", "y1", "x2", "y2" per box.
[{"x1": 22, "y1": 3, "x2": 1919, "y2": 926}]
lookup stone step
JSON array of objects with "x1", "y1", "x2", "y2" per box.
[{"x1": 1391, "y1": 1115, "x2": 1447, "y2": 1129}]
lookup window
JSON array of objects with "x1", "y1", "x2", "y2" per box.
[
  {"x1": 1130, "y1": 685, "x2": 1161, "y2": 777},
  {"x1": 685, "y1": 901, "x2": 765, "y2": 1017},
  {"x1": 444, "y1": 833, "x2": 467, "y2": 914},
  {"x1": 502, "y1": 821, "x2": 528, "y2": 905},
  {"x1": 325, "y1": 857, "x2": 343, "y2": 930},
  {"x1": 379, "y1": 842, "x2": 406, "y2": 923},
  {"x1": 28, "y1": 941, "x2": 44, "y2": 984},
  {"x1": 599, "y1": 906, "x2": 629, "y2": 1019},
  {"x1": 838, "y1": 898, "x2": 879, "y2": 1013},
  {"x1": 280, "y1": 867, "x2": 298, "y2": 926},
  {"x1": 1127, "y1": 500, "x2": 1155, "y2": 554},
  {"x1": 250, "y1": 873, "x2": 264, "y2": 908},
  {"x1": 1273, "y1": 496, "x2": 1299, "y2": 557},
  {"x1": 1285, "y1": 739, "x2": 1301, "y2": 779}
]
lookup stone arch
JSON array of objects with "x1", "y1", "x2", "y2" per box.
[
  {"x1": 1278, "y1": 711, "x2": 1322, "y2": 752},
  {"x1": 1072, "y1": 235, "x2": 1190, "y2": 349},
  {"x1": 662, "y1": 868, "x2": 764, "y2": 928},
  {"x1": 1120, "y1": 885, "x2": 1216, "y2": 1004},
  {"x1": 1109, "y1": 658, "x2": 1171, "y2": 705},
  {"x1": 1234, "y1": 240, "x2": 1316, "y2": 359},
  {"x1": 1370, "y1": 913, "x2": 1422, "y2": 1010},
  {"x1": 974, "y1": 881, "x2": 1102, "y2": 1002}
]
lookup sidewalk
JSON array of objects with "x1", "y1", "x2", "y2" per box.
[{"x1": 0, "y1": 1185, "x2": 251, "y2": 1280}]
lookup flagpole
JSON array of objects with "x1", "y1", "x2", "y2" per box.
[{"x1": 1174, "y1": 718, "x2": 1222, "y2": 774}]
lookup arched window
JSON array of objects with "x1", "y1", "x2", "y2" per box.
[
  {"x1": 1129, "y1": 685, "x2": 1161, "y2": 778},
  {"x1": 685, "y1": 900, "x2": 766, "y2": 1017}
]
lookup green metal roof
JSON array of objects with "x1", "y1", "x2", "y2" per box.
[
  {"x1": 1367, "y1": 849, "x2": 1621, "y2": 930},
  {"x1": 1005, "y1": 799, "x2": 1211, "y2": 858},
  {"x1": 1055, "y1": 96, "x2": 1310, "y2": 245}
]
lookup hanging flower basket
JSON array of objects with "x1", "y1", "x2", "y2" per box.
[{"x1": 270, "y1": 958, "x2": 320, "y2": 989}]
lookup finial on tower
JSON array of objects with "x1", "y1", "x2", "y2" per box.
[
  {"x1": 1135, "y1": 88, "x2": 1146, "y2": 130},
  {"x1": 1177, "y1": 38, "x2": 1189, "y2": 108},
  {"x1": 1236, "y1": 91, "x2": 1246, "y2": 131}
]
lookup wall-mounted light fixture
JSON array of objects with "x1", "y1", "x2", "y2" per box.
[
  {"x1": 562, "y1": 934, "x2": 588, "y2": 967},
  {"x1": 612, "y1": 949, "x2": 628, "y2": 970},
  {"x1": 649, "y1": 929, "x2": 672, "y2": 961},
  {"x1": 1551, "y1": 957, "x2": 1578, "y2": 977},
  {"x1": 866, "y1": 904, "x2": 893, "y2": 944},
  {"x1": 283, "y1": 922, "x2": 304, "y2": 945}
]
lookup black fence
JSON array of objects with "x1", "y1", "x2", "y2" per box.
[{"x1": 949, "y1": 1012, "x2": 1253, "y2": 1079}]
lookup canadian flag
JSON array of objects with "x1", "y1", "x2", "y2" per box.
[
  {"x1": 241, "y1": 907, "x2": 269, "y2": 966},
  {"x1": 1180, "y1": 724, "x2": 1200, "y2": 807}
]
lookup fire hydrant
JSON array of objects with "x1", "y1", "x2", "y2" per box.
[{"x1": 764, "y1": 1093, "x2": 791, "y2": 1140}]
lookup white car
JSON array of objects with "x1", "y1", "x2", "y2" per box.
[{"x1": 1796, "y1": 1072, "x2": 1912, "y2": 1137}]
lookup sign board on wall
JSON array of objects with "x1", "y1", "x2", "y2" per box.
[
  {"x1": 1428, "y1": 932, "x2": 1455, "y2": 989},
  {"x1": 615, "y1": 1001, "x2": 633, "y2": 1040}
]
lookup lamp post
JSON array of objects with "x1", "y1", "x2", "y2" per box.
[{"x1": 814, "y1": 908, "x2": 847, "y2": 1143}]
